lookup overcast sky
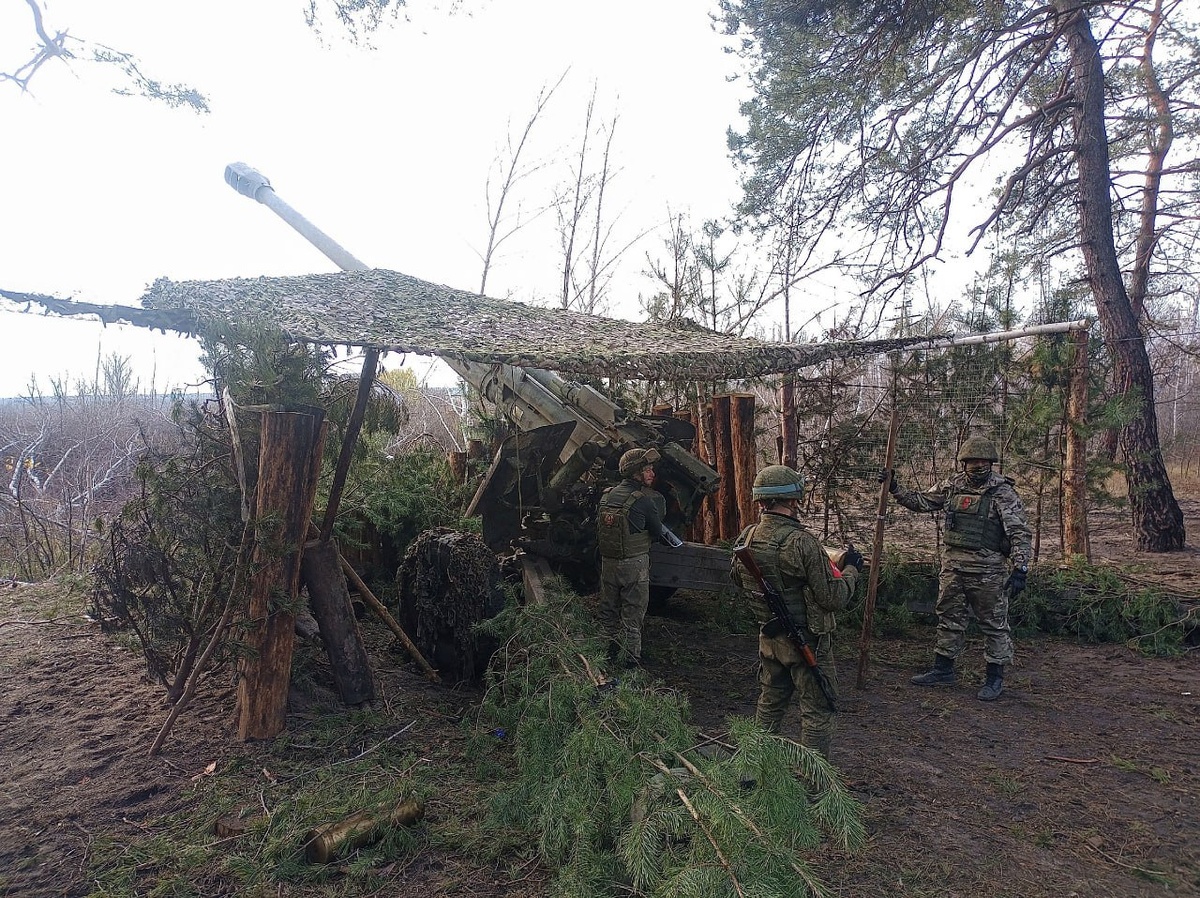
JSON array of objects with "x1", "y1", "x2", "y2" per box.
[{"x1": 0, "y1": 0, "x2": 757, "y2": 396}]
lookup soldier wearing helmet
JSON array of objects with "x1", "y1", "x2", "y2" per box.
[
  {"x1": 596, "y1": 448, "x2": 668, "y2": 667},
  {"x1": 730, "y1": 465, "x2": 863, "y2": 760},
  {"x1": 881, "y1": 433, "x2": 1032, "y2": 701}
]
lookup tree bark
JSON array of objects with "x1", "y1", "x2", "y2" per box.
[
  {"x1": 237, "y1": 408, "x2": 327, "y2": 741},
  {"x1": 1059, "y1": 3, "x2": 1184, "y2": 551},
  {"x1": 710, "y1": 394, "x2": 737, "y2": 540},
  {"x1": 694, "y1": 397, "x2": 718, "y2": 544},
  {"x1": 300, "y1": 538, "x2": 376, "y2": 705},
  {"x1": 729, "y1": 393, "x2": 757, "y2": 535},
  {"x1": 779, "y1": 375, "x2": 797, "y2": 469}
]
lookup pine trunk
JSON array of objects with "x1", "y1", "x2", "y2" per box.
[{"x1": 1060, "y1": 5, "x2": 1184, "y2": 551}]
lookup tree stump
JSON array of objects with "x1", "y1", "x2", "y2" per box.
[{"x1": 396, "y1": 528, "x2": 506, "y2": 684}]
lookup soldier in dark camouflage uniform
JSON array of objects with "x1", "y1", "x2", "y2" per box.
[
  {"x1": 731, "y1": 465, "x2": 862, "y2": 759},
  {"x1": 597, "y1": 448, "x2": 667, "y2": 667},
  {"x1": 883, "y1": 434, "x2": 1032, "y2": 701}
]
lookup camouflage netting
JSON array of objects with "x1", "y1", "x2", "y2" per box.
[
  {"x1": 3, "y1": 270, "x2": 938, "y2": 380},
  {"x1": 396, "y1": 528, "x2": 506, "y2": 684}
]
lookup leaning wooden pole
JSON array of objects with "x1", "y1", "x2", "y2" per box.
[{"x1": 857, "y1": 363, "x2": 901, "y2": 690}]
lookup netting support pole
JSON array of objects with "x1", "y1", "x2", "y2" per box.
[{"x1": 857, "y1": 357, "x2": 901, "y2": 690}]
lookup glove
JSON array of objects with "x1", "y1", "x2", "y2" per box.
[
  {"x1": 878, "y1": 468, "x2": 900, "y2": 495},
  {"x1": 1005, "y1": 566, "x2": 1028, "y2": 597},
  {"x1": 841, "y1": 544, "x2": 864, "y2": 572}
]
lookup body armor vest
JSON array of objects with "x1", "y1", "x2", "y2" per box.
[
  {"x1": 738, "y1": 522, "x2": 809, "y2": 629},
  {"x1": 597, "y1": 482, "x2": 651, "y2": 559},
  {"x1": 944, "y1": 489, "x2": 1008, "y2": 553}
]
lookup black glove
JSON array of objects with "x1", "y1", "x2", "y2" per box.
[
  {"x1": 878, "y1": 468, "x2": 900, "y2": 494},
  {"x1": 841, "y1": 544, "x2": 864, "y2": 572},
  {"x1": 1005, "y1": 567, "x2": 1028, "y2": 597}
]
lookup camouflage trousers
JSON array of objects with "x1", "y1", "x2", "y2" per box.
[
  {"x1": 756, "y1": 628, "x2": 838, "y2": 760},
  {"x1": 935, "y1": 566, "x2": 1013, "y2": 665},
  {"x1": 599, "y1": 554, "x2": 650, "y2": 663}
]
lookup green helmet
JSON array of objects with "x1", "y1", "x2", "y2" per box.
[
  {"x1": 618, "y1": 447, "x2": 661, "y2": 478},
  {"x1": 752, "y1": 465, "x2": 806, "y2": 501},
  {"x1": 957, "y1": 435, "x2": 999, "y2": 463}
]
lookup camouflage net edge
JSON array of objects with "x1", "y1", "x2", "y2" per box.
[{"x1": 4, "y1": 272, "x2": 937, "y2": 380}]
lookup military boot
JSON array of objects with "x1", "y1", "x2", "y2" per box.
[
  {"x1": 977, "y1": 662, "x2": 1004, "y2": 701},
  {"x1": 910, "y1": 653, "x2": 957, "y2": 687}
]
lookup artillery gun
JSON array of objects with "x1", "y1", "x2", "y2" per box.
[
  {"x1": 220, "y1": 161, "x2": 732, "y2": 598},
  {"x1": 446, "y1": 358, "x2": 731, "y2": 596}
]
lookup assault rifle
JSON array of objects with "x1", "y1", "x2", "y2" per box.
[{"x1": 733, "y1": 544, "x2": 839, "y2": 713}]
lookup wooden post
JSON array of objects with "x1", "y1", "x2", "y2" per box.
[
  {"x1": 729, "y1": 393, "x2": 757, "y2": 536},
  {"x1": 694, "y1": 396, "x2": 717, "y2": 544},
  {"x1": 711, "y1": 394, "x2": 737, "y2": 540},
  {"x1": 779, "y1": 375, "x2": 797, "y2": 468},
  {"x1": 448, "y1": 450, "x2": 468, "y2": 483},
  {"x1": 651, "y1": 403, "x2": 673, "y2": 417},
  {"x1": 858, "y1": 363, "x2": 900, "y2": 690},
  {"x1": 300, "y1": 537, "x2": 376, "y2": 705},
  {"x1": 1063, "y1": 328, "x2": 1091, "y2": 561},
  {"x1": 238, "y1": 407, "x2": 326, "y2": 741}
]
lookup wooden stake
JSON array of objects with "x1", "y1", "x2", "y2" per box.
[
  {"x1": 857, "y1": 362, "x2": 901, "y2": 690},
  {"x1": 711, "y1": 394, "x2": 736, "y2": 540}
]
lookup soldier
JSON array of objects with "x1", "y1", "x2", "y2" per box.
[
  {"x1": 597, "y1": 448, "x2": 667, "y2": 668},
  {"x1": 883, "y1": 434, "x2": 1032, "y2": 701},
  {"x1": 731, "y1": 465, "x2": 862, "y2": 759}
]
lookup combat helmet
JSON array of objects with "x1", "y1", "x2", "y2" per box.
[
  {"x1": 751, "y1": 465, "x2": 806, "y2": 501},
  {"x1": 957, "y1": 434, "x2": 999, "y2": 463},
  {"x1": 619, "y1": 447, "x2": 661, "y2": 477}
]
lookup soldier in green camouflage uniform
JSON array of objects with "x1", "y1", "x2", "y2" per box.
[
  {"x1": 731, "y1": 466, "x2": 862, "y2": 759},
  {"x1": 883, "y1": 434, "x2": 1032, "y2": 701},
  {"x1": 597, "y1": 448, "x2": 667, "y2": 667}
]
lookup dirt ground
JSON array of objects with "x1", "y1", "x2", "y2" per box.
[{"x1": 2, "y1": 505, "x2": 1198, "y2": 898}]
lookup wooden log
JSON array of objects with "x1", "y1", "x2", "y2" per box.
[
  {"x1": 729, "y1": 393, "x2": 757, "y2": 536},
  {"x1": 651, "y1": 403, "x2": 673, "y2": 416},
  {"x1": 1063, "y1": 328, "x2": 1091, "y2": 562},
  {"x1": 237, "y1": 408, "x2": 326, "y2": 742},
  {"x1": 466, "y1": 438, "x2": 486, "y2": 460},
  {"x1": 779, "y1": 376, "x2": 797, "y2": 468},
  {"x1": 448, "y1": 450, "x2": 468, "y2": 483},
  {"x1": 710, "y1": 394, "x2": 737, "y2": 540},
  {"x1": 300, "y1": 538, "x2": 376, "y2": 705},
  {"x1": 695, "y1": 397, "x2": 717, "y2": 545},
  {"x1": 304, "y1": 797, "x2": 426, "y2": 864},
  {"x1": 521, "y1": 554, "x2": 555, "y2": 606}
]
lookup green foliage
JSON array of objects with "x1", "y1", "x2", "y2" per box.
[
  {"x1": 90, "y1": 401, "x2": 247, "y2": 697},
  {"x1": 1008, "y1": 560, "x2": 1187, "y2": 656},
  {"x1": 471, "y1": 582, "x2": 864, "y2": 896},
  {"x1": 340, "y1": 439, "x2": 478, "y2": 564},
  {"x1": 198, "y1": 319, "x2": 327, "y2": 409}
]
